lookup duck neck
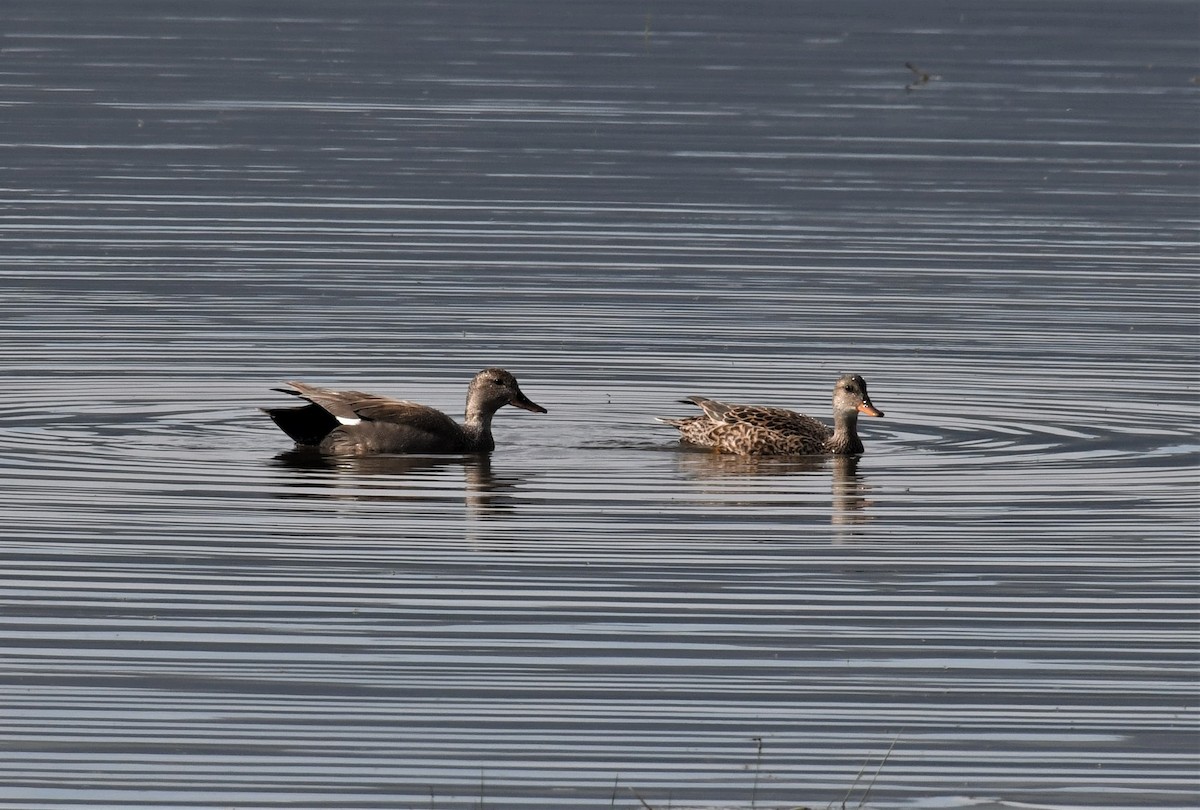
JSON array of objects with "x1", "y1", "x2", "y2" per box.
[
  {"x1": 463, "y1": 404, "x2": 497, "y2": 451},
  {"x1": 827, "y1": 410, "x2": 864, "y2": 455}
]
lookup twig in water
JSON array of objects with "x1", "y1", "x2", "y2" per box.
[
  {"x1": 831, "y1": 753, "x2": 871, "y2": 810},
  {"x1": 751, "y1": 736, "x2": 764, "y2": 809},
  {"x1": 828, "y1": 733, "x2": 901, "y2": 810},
  {"x1": 628, "y1": 787, "x2": 655, "y2": 809},
  {"x1": 855, "y1": 734, "x2": 900, "y2": 809},
  {"x1": 904, "y1": 62, "x2": 940, "y2": 92}
]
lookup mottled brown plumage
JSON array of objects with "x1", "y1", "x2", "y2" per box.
[
  {"x1": 659, "y1": 374, "x2": 884, "y2": 456},
  {"x1": 263, "y1": 368, "x2": 546, "y2": 455}
]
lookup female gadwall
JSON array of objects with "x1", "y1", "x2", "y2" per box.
[
  {"x1": 659, "y1": 374, "x2": 884, "y2": 456},
  {"x1": 263, "y1": 368, "x2": 546, "y2": 455}
]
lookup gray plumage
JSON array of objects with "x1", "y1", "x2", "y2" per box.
[{"x1": 263, "y1": 368, "x2": 546, "y2": 455}]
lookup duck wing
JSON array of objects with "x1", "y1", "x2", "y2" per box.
[
  {"x1": 683, "y1": 396, "x2": 832, "y2": 438},
  {"x1": 283, "y1": 381, "x2": 462, "y2": 434}
]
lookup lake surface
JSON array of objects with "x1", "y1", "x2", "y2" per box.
[{"x1": 1, "y1": 1, "x2": 1197, "y2": 808}]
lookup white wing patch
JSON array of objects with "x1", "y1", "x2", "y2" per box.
[{"x1": 336, "y1": 415, "x2": 362, "y2": 426}]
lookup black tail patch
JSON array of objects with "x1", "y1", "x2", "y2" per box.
[{"x1": 262, "y1": 403, "x2": 339, "y2": 447}]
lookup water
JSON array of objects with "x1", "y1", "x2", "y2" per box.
[{"x1": 1, "y1": 1, "x2": 1197, "y2": 808}]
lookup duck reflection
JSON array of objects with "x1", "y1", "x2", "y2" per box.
[
  {"x1": 674, "y1": 450, "x2": 873, "y2": 530},
  {"x1": 268, "y1": 449, "x2": 525, "y2": 517},
  {"x1": 676, "y1": 451, "x2": 827, "y2": 478},
  {"x1": 829, "y1": 455, "x2": 873, "y2": 532}
]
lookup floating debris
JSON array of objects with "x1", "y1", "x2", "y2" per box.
[{"x1": 905, "y1": 61, "x2": 940, "y2": 91}]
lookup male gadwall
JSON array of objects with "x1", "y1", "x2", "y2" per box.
[
  {"x1": 263, "y1": 368, "x2": 546, "y2": 455},
  {"x1": 659, "y1": 374, "x2": 884, "y2": 456}
]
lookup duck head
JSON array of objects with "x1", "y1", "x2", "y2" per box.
[
  {"x1": 833, "y1": 374, "x2": 883, "y2": 418},
  {"x1": 468, "y1": 368, "x2": 548, "y2": 417}
]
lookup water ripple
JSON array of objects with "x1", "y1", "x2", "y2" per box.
[{"x1": 1, "y1": 2, "x2": 1197, "y2": 808}]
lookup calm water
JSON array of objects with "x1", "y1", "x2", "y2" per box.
[{"x1": 1, "y1": 1, "x2": 1197, "y2": 808}]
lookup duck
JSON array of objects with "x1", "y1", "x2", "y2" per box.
[
  {"x1": 263, "y1": 368, "x2": 546, "y2": 455},
  {"x1": 659, "y1": 374, "x2": 883, "y2": 456}
]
